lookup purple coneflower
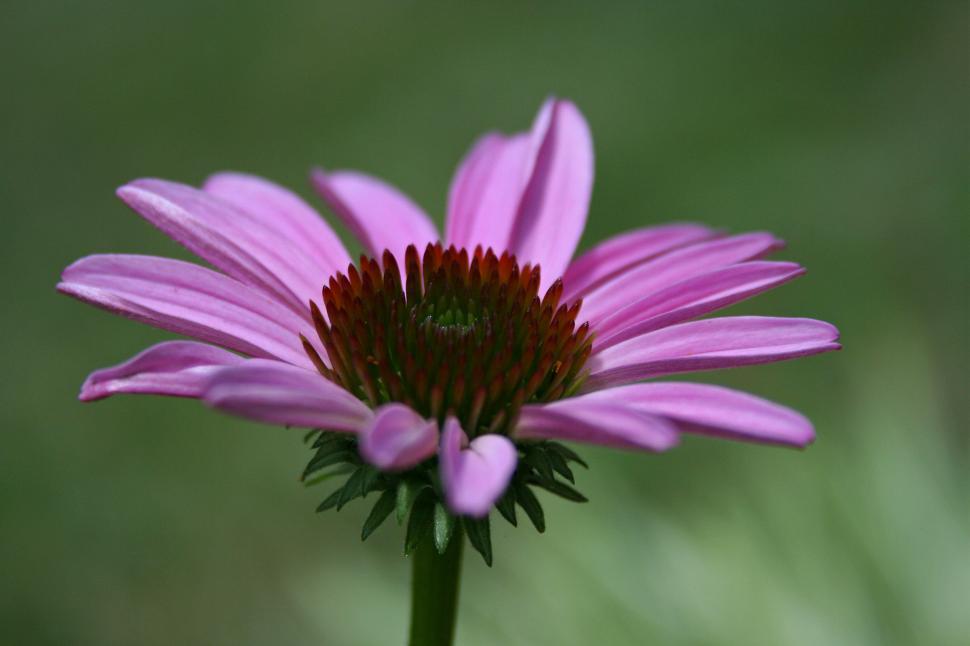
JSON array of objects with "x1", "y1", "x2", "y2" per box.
[{"x1": 59, "y1": 98, "x2": 839, "y2": 645}]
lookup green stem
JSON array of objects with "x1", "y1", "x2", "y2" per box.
[{"x1": 408, "y1": 527, "x2": 464, "y2": 646}]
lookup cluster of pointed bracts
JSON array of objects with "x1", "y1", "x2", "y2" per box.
[{"x1": 301, "y1": 243, "x2": 594, "y2": 437}]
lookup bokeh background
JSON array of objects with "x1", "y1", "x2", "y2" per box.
[{"x1": 2, "y1": 1, "x2": 967, "y2": 644}]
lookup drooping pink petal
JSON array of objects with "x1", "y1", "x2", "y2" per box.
[
  {"x1": 561, "y1": 224, "x2": 716, "y2": 301},
  {"x1": 202, "y1": 359, "x2": 371, "y2": 431},
  {"x1": 439, "y1": 418, "x2": 518, "y2": 518},
  {"x1": 78, "y1": 341, "x2": 245, "y2": 402},
  {"x1": 516, "y1": 398, "x2": 680, "y2": 452},
  {"x1": 445, "y1": 133, "x2": 532, "y2": 252},
  {"x1": 203, "y1": 172, "x2": 351, "y2": 279},
  {"x1": 583, "y1": 316, "x2": 841, "y2": 391},
  {"x1": 358, "y1": 404, "x2": 439, "y2": 471},
  {"x1": 585, "y1": 382, "x2": 815, "y2": 447},
  {"x1": 310, "y1": 169, "x2": 439, "y2": 263},
  {"x1": 507, "y1": 99, "x2": 594, "y2": 290},
  {"x1": 117, "y1": 178, "x2": 327, "y2": 317},
  {"x1": 579, "y1": 233, "x2": 784, "y2": 326},
  {"x1": 593, "y1": 261, "x2": 806, "y2": 351},
  {"x1": 57, "y1": 254, "x2": 317, "y2": 368}
]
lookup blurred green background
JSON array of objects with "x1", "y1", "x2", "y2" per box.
[{"x1": 2, "y1": 1, "x2": 967, "y2": 644}]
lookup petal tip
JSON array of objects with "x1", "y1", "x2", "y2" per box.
[
  {"x1": 359, "y1": 404, "x2": 439, "y2": 471},
  {"x1": 201, "y1": 171, "x2": 244, "y2": 194},
  {"x1": 115, "y1": 182, "x2": 154, "y2": 211},
  {"x1": 77, "y1": 381, "x2": 106, "y2": 402},
  {"x1": 115, "y1": 179, "x2": 153, "y2": 200},
  {"x1": 440, "y1": 426, "x2": 516, "y2": 517},
  {"x1": 821, "y1": 322, "x2": 841, "y2": 343},
  {"x1": 308, "y1": 167, "x2": 329, "y2": 185}
]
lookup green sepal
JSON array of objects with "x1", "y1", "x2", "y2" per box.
[
  {"x1": 315, "y1": 487, "x2": 344, "y2": 512},
  {"x1": 404, "y1": 490, "x2": 435, "y2": 555},
  {"x1": 302, "y1": 463, "x2": 356, "y2": 487},
  {"x1": 514, "y1": 480, "x2": 545, "y2": 533},
  {"x1": 361, "y1": 488, "x2": 396, "y2": 541},
  {"x1": 303, "y1": 429, "x2": 321, "y2": 444},
  {"x1": 302, "y1": 448, "x2": 356, "y2": 480},
  {"x1": 545, "y1": 442, "x2": 588, "y2": 469},
  {"x1": 463, "y1": 515, "x2": 493, "y2": 566},
  {"x1": 433, "y1": 503, "x2": 456, "y2": 554},
  {"x1": 529, "y1": 476, "x2": 588, "y2": 503},
  {"x1": 396, "y1": 479, "x2": 426, "y2": 525},
  {"x1": 310, "y1": 431, "x2": 352, "y2": 452},
  {"x1": 336, "y1": 466, "x2": 367, "y2": 510},
  {"x1": 526, "y1": 447, "x2": 555, "y2": 481},
  {"x1": 495, "y1": 487, "x2": 518, "y2": 526},
  {"x1": 360, "y1": 465, "x2": 382, "y2": 497},
  {"x1": 545, "y1": 449, "x2": 575, "y2": 483}
]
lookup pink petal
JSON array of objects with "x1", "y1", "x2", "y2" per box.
[
  {"x1": 593, "y1": 261, "x2": 806, "y2": 351},
  {"x1": 310, "y1": 168, "x2": 439, "y2": 263},
  {"x1": 203, "y1": 172, "x2": 351, "y2": 280},
  {"x1": 117, "y1": 178, "x2": 327, "y2": 317},
  {"x1": 579, "y1": 233, "x2": 784, "y2": 326},
  {"x1": 202, "y1": 359, "x2": 371, "y2": 431},
  {"x1": 445, "y1": 133, "x2": 532, "y2": 252},
  {"x1": 586, "y1": 382, "x2": 815, "y2": 447},
  {"x1": 58, "y1": 254, "x2": 317, "y2": 368},
  {"x1": 358, "y1": 404, "x2": 439, "y2": 471},
  {"x1": 583, "y1": 316, "x2": 841, "y2": 391},
  {"x1": 78, "y1": 341, "x2": 245, "y2": 402},
  {"x1": 561, "y1": 224, "x2": 716, "y2": 301},
  {"x1": 516, "y1": 398, "x2": 680, "y2": 452},
  {"x1": 507, "y1": 99, "x2": 594, "y2": 289},
  {"x1": 439, "y1": 418, "x2": 518, "y2": 518}
]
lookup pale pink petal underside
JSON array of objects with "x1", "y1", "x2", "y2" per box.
[
  {"x1": 358, "y1": 403, "x2": 439, "y2": 471},
  {"x1": 117, "y1": 178, "x2": 325, "y2": 317},
  {"x1": 78, "y1": 341, "x2": 245, "y2": 402},
  {"x1": 583, "y1": 316, "x2": 841, "y2": 391},
  {"x1": 580, "y1": 232, "x2": 784, "y2": 326},
  {"x1": 585, "y1": 382, "x2": 816, "y2": 447},
  {"x1": 203, "y1": 172, "x2": 351, "y2": 280},
  {"x1": 516, "y1": 398, "x2": 680, "y2": 452},
  {"x1": 507, "y1": 99, "x2": 594, "y2": 290},
  {"x1": 439, "y1": 418, "x2": 518, "y2": 517},
  {"x1": 445, "y1": 133, "x2": 532, "y2": 252},
  {"x1": 203, "y1": 359, "x2": 371, "y2": 431},
  {"x1": 57, "y1": 254, "x2": 319, "y2": 368},
  {"x1": 310, "y1": 168, "x2": 439, "y2": 264},
  {"x1": 561, "y1": 223, "x2": 716, "y2": 301},
  {"x1": 593, "y1": 261, "x2": 806, "y2": 351}
]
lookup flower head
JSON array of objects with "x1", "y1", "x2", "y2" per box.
[{"x1": 59, "y1": 98, "x2": 839, "y2": 563}]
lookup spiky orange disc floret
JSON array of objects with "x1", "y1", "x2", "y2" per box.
[{"x1": 301, "y1": 243, "x2": 593, "y2": 437}]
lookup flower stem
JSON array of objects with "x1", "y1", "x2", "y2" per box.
[{"x1": 408, "y1": 527, "x2": 464, "y2": 646}]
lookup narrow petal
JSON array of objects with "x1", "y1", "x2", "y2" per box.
[
  {"x1": 507, "y1": 99, "x2": 594, "y2": 289},
  {"x1": 203, "y1": 359, "x2": 371, "y2": 431},
  {"x1": 78, "y1": 341, "x2": 245, "y2": 402},
  {"x1": 593, "y1": 261, "x2": 806, "y2": 351},
  {"x1": 203, "y1": 172, "x2": 351, "y2": 279},
  {"x1": 583, "y1": 316, "x2": 841, "y2": 391},
  {"x1": 561, "y1": 224, "x2": 716, "y2": 301},
  {"x1": 579, "y1": 233, "x2": 784, "y2": 326},
  {"x1": 516, "y1": 398, "x2": 679, "y2": 452},
  {"x1": 439, "y1": 418, "x2": 518, "y2": 517},
  {"x1": 310, "y1": 169, "x2": 439, "y2": 263},
  {"x1": 445, "y1": 133, "x2": 531, "y2": 252},
  {"x1": 117, "y1": 178, "x2": 326, "y2": 316},
  {"x1": 358, "y1": 404, "x2": 439, "y2": 471},
  {"x1": 585, "y1": 382, "x2": 815, "y2": 447},
  {"x1": 58, "y1": 254, "x2": 316, "y2": 368}
]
